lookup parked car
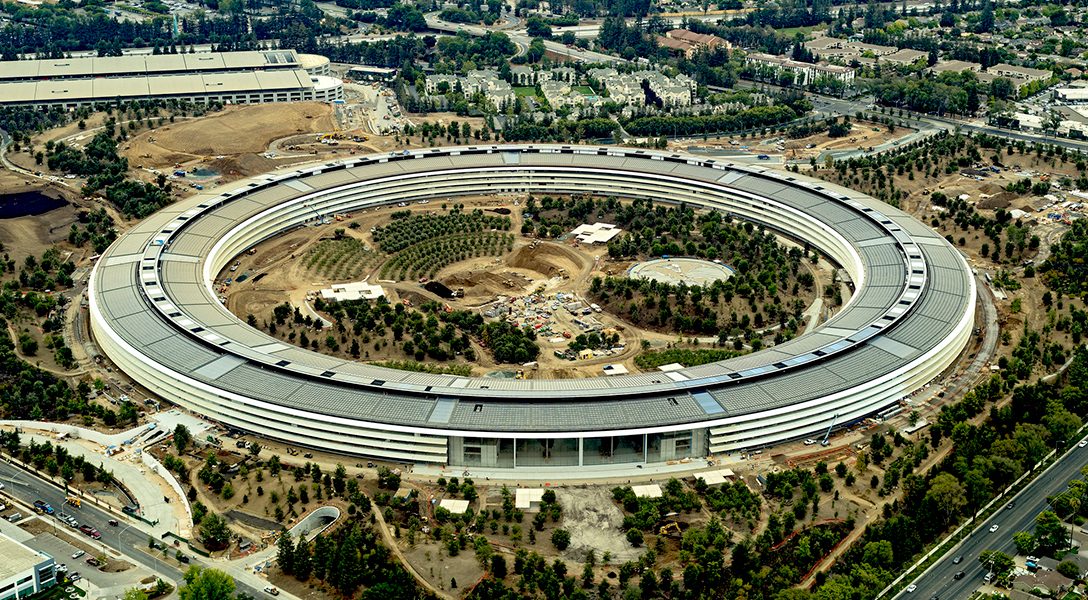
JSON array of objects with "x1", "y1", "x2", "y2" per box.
[
  {"x1": 264, "y1": 587, "x2": 279, "y2": 596},
  {"x1": 85, "y1": 557, "x2": 100, "y2": 567},
  {"x1": 71, "y1": 551, "x2": 85, "y2": 559}
]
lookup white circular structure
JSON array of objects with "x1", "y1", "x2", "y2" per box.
[
  {"x1": 89, "y1": 145, "x2": 976, "y2": 474},
  {"x1": 629, "y1": 257, "x2": 735, "y2": 287}
]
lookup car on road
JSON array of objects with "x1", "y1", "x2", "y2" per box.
[
  {"x1": 953, "y1": 571, "x2": 965, "y2": 580},
  {"x1": 1080, "y1": 440, "x2": 1087, "y2": 448},
  {"x1": 952, "y1": 556, "x2": 963, "y2": 564},
  {"x1": 989, "y1": 524, "x2": 1000, "y2": 533},
  {"x1": 71, "y1": 551, "x2": 85, "y2": 559},
  {"x1": 264, "y1": 587, "x2": 279, "y2": 596},
  {"x1": 1006, "y1": 501, "x2": 1015, "y2": 509},
  {"x1": 906, "y1": 584, "x2": 916, "y2": 593},
  {"x1": 108, "y1": 519, "x2": 118, "y2": 526},
  {"x1": 33, "y1": 500, "x2": 54, "y2": 515},
  {"x1": 86, "y1": 557, "x2": 100, "y2": 567}
]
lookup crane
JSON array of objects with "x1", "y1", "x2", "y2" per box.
[{"x1": 820, "y1": 412, "x2": 839, "y2": 446}]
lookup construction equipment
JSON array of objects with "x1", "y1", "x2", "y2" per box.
[
  {"x1": 820, "y1": 413, "x2": 839, "y2": 446},
  {"x1": 659, "y1": 522, "x2": 682, "y2": 537},
  {"x1": 65, "y1": 497, "x2": 81, "y2": 508}
]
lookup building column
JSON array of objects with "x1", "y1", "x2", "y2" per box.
[{"x1": 578, "y1": 438, "x2": 583, "y2": 467}]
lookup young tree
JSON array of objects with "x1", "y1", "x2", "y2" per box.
[
  {"x1": 551, "y1": 529, "x2": 571, "y2": 551},
  {"x1": 173, "y1": 424, "x2": 191, "y2": 454}
]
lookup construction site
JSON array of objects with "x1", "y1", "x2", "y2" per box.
[{"x1": 217, "y1": 195, "x2": 829, "y2": 379}]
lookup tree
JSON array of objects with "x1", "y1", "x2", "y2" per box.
[
  {"x1": 925, "y1": 472, "x2": 967, "y2": 523},
  {"x1": 1058, "y1": 560, "x2": 1081, "y2": 579},
  {"x1": 276, "y1": 532, "x2": 294, "y2": 575},
  {"x1": 122, "y1": 588, "x2": 149, "y2": 600},
  {"x1": 1013, "y1": 531, "x2": 1037, "y2": 555},
  {"x1": 1035, "y1": 510, "x2": 1068, "y2": 550},
  {"x1": 625, "y1": 528, "x2": 644, "y2": 547},
  {"x1": 199, "y1": 513, "x2": 231, "y2": 551},
  {"x1": 551, "y1": 529, "x2": 571, "y2": 551},
  {"x1": 979, "y1": 550, "x2": 1015, "y2": 576},
  {"x1": 174, "y1": 424, "x2": 192, "y2": 454},
  {"x1": 178, "y1": 566, "x2": 235, "y2": 600}
]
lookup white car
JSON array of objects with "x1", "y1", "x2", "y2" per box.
[
  {"x1": 989, "y1": 524, "x2": 1000, "y2": 533},
  {"x1": 803, "y1": 439, "x2": 817, "y2": 446},
  {"x1": 263, "y1": 587, "x2": 279, "y2": 596},
  {"x1": 71, "y1": 550, "x2": 85, "y2": 559},
  {"x1": 905, "y1": 584, "x2": 917, "y2": 593},
  {"x1": 1079, "y1": 440, "x2": 1087, "y2": 448}
]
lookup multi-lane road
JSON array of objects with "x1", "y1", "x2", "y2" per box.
[
  {"x1": 897, "y1": 438, "x2": 1088, "y2": 599},
  {"x1": 0, "y1": 459, "x2": 266, "y2": 598}
]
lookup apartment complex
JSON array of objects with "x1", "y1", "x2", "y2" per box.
[{"x1": 745, "y1": 53, "x2": 856, "y2": 86}]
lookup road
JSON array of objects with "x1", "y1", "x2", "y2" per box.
[
  {"x1": 0, "y1": 459, "x2": 266, "y2": 599},
  {"x1": 897, "y1": 438, "x2": 1088, "y2": 599}
]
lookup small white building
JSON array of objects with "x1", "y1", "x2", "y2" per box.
[
  {"x1": 319, "y1": 281, "x2": 385, "y2": 302},
  {"x1": 632, "y1": 484, "x2": 663, "y2": 498},
  {"x1": 696, "y1": 468, "x2": 736, "y2": 486},
  {"x1": 515, "y1": 488, "x2": 545, "y2": 511},
  {"x1": 571, "y1": 222, "x2": 622, "y2": 244},
  {"x1": 438, "y1": 498, "x2": 471, "y2": 514}
]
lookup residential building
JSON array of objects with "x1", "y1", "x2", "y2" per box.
[
  {"x1": 659, "y1": 28, "x2": 729, "y2": 58},
  {"x1": 882, "y1": 48, "x2": 928, "y2": 66},
  {"x1": 745, "y1": 53, "x2": 856, "y2": 86},
  {"x1": 930, "y1": 60, "x2": 982, "y2": 74},
  {"x1": 989, "y1": 63, "x2": 1052, "y2": 84}
]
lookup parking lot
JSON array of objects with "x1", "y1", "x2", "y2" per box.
[{"x1": 24, "y1": 528, "x2": 158, "y2": 599}]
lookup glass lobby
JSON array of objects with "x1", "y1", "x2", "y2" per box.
[{"x1": 455, "y1": 430, "x2": 701, "y2": 469}]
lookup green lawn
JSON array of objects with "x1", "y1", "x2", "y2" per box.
[
  {"x1": 513, "y1": 86, "x2": 539, "y2": 98},
  {"x1": 572, "y1": 85, "x2": 596, "y2": 95},
  {"x1": 776, "y1": 25, "x2": 822, "y2": 38}
]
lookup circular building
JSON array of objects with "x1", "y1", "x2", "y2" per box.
[
  {"x1": 629, "y1": 257, "x2": 735, "y2": 287},
  {"x1": 88, "y1": 145, "x2": 975, "y2": 475}
]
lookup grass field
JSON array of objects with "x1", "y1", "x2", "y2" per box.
[
  {"x1": 514, "y1": 86, "x2": 540, "y2": 98},
  {"x1": 572, "y1": 85, "x2": 596, "y2": 95}
]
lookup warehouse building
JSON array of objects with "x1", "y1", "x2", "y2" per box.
[
  {"x1": 0, "y1": 533, "x2": 56, "y2": 600},
  {"x1": 0, "y1": 49, "x2": 342, "y2": 109}
]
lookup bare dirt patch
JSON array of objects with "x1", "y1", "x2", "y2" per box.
[{"x1": 133, "y1": 103, "x2": 335, "y2": 157}]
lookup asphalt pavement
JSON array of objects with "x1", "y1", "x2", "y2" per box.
[
  {"x1": 0, "y1": 459, "x2": 265, "y2": 598},
  {"x1": 897, "y1": 439, "x2": 1088, "y2": 599}
]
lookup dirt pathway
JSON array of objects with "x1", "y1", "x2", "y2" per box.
[{"x1": 372, "y1": 498, "x2": 455, "y2": 600}]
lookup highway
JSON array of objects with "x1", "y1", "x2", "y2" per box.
[
  {"x1": 0, "y1": 459, "x2": 265, "y2": 599},
  {"x1": 897, "y1": 438, "x2": 1088, "y2": 599}
]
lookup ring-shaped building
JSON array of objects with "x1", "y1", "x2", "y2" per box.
[{"x1": 88, "y1": 145, "x2": 975, "y2": 474}]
